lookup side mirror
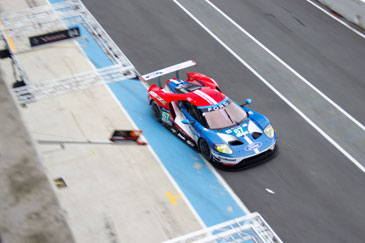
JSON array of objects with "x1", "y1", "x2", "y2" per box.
[
  {"x1": 241, "y1": 98, "x2": 252, "y2": 106},
  {"x1": 182, "y1": 119, "x2": 195, "y2": 124}
]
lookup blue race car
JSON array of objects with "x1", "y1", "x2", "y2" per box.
[{"x1": 142, "y1": 60, "x2": 278, "y2": 170}]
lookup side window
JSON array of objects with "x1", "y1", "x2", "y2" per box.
[
  {"x1": 169, "y1": 102, "x2": 176, "y2": 119},
  {"x1": 183, "y1": 101, "x2": 194, "y2": 117},
  {"x1": 183, "y1": 101, "x2": 205, "y2": 125}
]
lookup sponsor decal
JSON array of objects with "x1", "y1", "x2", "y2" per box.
[
  {"x1": 177, "y1": 133, "x2": 186, "y2": 141},
  {"x1": 244, "y1": 142, "x2": 262, "y2": 151},
  {"x1": 207, "y1": 101, "x2": 229, "y2": 112},
  {"x1": 169, "y1": 128, "x2": 196, "y2": 148},
  {"x1": 29, "y1": 27, "x2": 80, "y2": 47},
  {"x1": 219, "y1": 157, "x2": 237, "y2": 162},
  {"x1": 213, "y1": 154, "x2": 238, "y2": 163},
  {"x1": 144, "y1": 71, "x2": 163, "y2": 80},
  {"x1": 186, "y1": 140, "x2": 195, "y2": 147},
  {"x1": 149, "y1": 91, "x2": 167, "y2": 105},
  {"x1": 200, "y1": 99, "x2": 231, "y2": 112}
]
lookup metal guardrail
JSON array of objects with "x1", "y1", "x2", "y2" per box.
[
  {"x1": 13, "y1": 64, "x2": 136, "y2": 103},
  {"x1": 0, "y1": 0, "x2": 138, "y2": 104},
  {"x1": 164, "y1": 212, "x2": 283, "y2": 243}
]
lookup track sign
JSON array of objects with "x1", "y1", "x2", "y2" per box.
[{"x1": 29, "y1": 27, "x2": 80, "y2": 47}]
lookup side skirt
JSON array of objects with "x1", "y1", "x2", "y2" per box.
[{"x1": 163, "y1": 123, "x2": 198, "y2": 150}]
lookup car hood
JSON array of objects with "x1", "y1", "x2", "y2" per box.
[
  {"x1": 219, "y1": 118, "x2": 262, "y2": 140},
  {"x1": 215, "y1": 116, "x2": 275, "y2": 154}
]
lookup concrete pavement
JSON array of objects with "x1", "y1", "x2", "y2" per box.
[
  {"x1": 0, "y1": 0, "x2": 201, "y2": 242},
  {"x1": 0, "y1": 74, "x2": 76, "y2": 243}
]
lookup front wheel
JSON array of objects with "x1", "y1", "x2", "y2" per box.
[
  {"x1": 199, "y1": 138, "x2": 212, "y2": 161},
  {"x1": 151, "y1": 100, "x2": 162, "y2": 122}
]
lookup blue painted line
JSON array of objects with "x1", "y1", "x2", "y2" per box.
[
  {"x1": 109, "y1": 81, "x2": 245, "y2": 226},
  {"x1": 50, "y1": 0, "x2": 246, "y2": 227}
]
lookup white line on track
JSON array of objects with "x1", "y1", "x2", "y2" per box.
[
  {"x1": 206, "y1": 0, "x2": 365, "y2": 132},
  {"x1": 305, "y1": 0, "x2": 365, "y2": 39},
  {"x1": 174, "y1": 0, "x2": 365, "y2": 173}
]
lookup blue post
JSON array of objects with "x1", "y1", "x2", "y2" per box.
[{"x1": 158, "y1": 77, "x2": 162, "y2": 88}]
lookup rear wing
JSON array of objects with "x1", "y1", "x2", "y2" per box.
[{"x1": 140, "y1": 60, "x2": 197, "y2": 87}]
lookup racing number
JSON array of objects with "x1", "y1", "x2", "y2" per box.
[
  {"x1": 233, "y1": 126, "x2": 245, "y2": 137},
  {"x1": 162, "y1": 111, "x2": 170, "y2": 122}
]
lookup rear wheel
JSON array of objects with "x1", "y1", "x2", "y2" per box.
[
  {"x1": 151, "y1": 100, "x2": 162, "y2": 122},
  {"x1": 199, "y1": 138, "x2": 212, "y2": 161}
]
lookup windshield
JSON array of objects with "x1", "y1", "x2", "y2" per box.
[{"x1": 200, "y1": 100, "x2": 247, "y2": 130}]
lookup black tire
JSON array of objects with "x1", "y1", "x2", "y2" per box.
[
  {"x1": 199, "y1": 138, "x2": 212, "y2": 161},
  {"x1": 151, "y1": 100, "x2": 162, "y2": 122}
]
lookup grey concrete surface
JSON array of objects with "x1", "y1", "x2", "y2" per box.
[
  {"x1": 0, "y1": 2, "x2": 77, "y2": 242},
  {"x1": 0, "y1": 0, "x2": 202, "y2": 242},
  {"x1": 0, "y1": 75, "x2": 75, "y2": 243},
  {"x1": 81, "y1": 0, "x2": 365, "y2": 242}
]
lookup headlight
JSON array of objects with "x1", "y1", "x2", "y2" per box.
[
  {"x1": 264, "y1": 124, "x2": 275, "y2": 138},
  {"x1": 214, "y1": 144, "x2": 233, "y2": 154}
]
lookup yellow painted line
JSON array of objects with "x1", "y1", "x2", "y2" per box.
[
  {"x1": 6, "y1": 36, "x2": 16, "y2": 51},
  {"x1": 0, "y1": 21, "x2": 16, "y2": 51},
  {"x1": 166, "y1": 192, "x2": 182, "y2": 205}
]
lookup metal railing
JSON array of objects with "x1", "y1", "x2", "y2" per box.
[
  {"x1": 0, "y1": 0, "x2": 138, "y2": 104},
  {"x1": 164, "y1": 212, "x2": 283, "y2": 243}
]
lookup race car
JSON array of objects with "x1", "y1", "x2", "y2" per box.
[{"x1": 141, "y1": 60, "x2": 278, "y2": 170}]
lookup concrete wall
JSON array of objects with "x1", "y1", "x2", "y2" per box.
[
  {"x1": 318, "y1": 0, "x2": 365, "y2": 28},
  {"x1": 0, "y1": 74, "x2": 75, "y2": 243}
]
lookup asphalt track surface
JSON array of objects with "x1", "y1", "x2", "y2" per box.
[{"x1": 83, "y1": 0, "x2": 365, "y2": 242}]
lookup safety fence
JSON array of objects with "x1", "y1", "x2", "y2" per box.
[
  {"x1": 0, "y1": 0, "x2": 138, "y2": 104},
  {"x1": 164, "y1": 213, "x2": 282, "y2": 243}
]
